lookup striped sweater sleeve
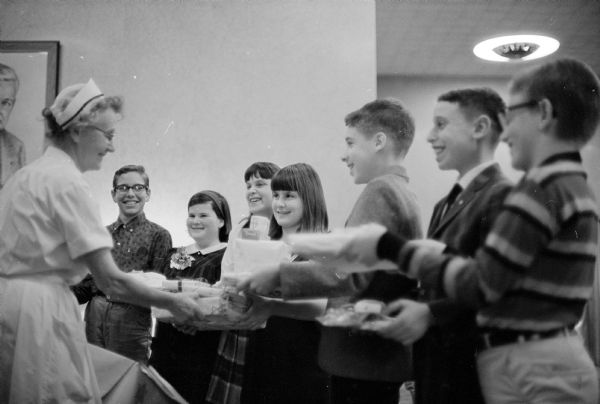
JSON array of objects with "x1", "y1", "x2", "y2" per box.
[{"x1": 386, "y1": 161, "x2": 598, "y2": 310}]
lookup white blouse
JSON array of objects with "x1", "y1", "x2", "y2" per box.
[{"x1": 0, "y1": 145, "x2": 113, "y2": 284}]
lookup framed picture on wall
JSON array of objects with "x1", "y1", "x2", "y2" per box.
[{"x1": 0, "y1": 40, "x2": 60, "y2": 180}]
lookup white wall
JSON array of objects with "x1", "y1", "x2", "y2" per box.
[
  {"x1": 378, "y1": 75, "x2": 523, "y2": 229},
  {"x1": 0, "y1": 0, "x2": 376, "y2": 245}
]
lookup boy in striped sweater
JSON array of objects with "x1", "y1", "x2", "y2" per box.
[{"x1": 299, "y1": 58, "x2": 600, "y2": 404}]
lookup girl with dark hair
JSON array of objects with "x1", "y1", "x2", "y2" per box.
[
  {"x1": 207, "y1": 162, "x2": 280, "y2": 404},
  {"x1": 149, "y1": 190, "x2": 231, "y2": 404},
  {"x1": 241, "y1": 163, "x2": 330, "y2": 404},
  {"x1": 221, "y1": 161, "x2": 281, "y2": 275}
]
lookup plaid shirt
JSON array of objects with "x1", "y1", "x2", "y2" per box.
[{"x1": 70, "y1": 213, "x2": 172, "y2": 303}]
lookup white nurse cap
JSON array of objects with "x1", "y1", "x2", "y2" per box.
[{"x1": 53, "y1": 79, "x2": 104, "y2": 128}]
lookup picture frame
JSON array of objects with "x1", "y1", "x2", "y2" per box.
[{"x1": 0, "y1": 40, "x2": 60, "y2": 165}]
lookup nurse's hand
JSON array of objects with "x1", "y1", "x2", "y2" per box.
[{"x1": 168, "y1": 291, "x2": 205, "y2": 323}]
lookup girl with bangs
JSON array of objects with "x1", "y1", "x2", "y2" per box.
[
  {"x1": 241, "y1": 163, "x2": 330, "y2": 404},
  {"x1": 207, "y1": 162, "x2": 280, "y2": 404}
]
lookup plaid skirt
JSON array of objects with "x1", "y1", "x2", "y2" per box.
[{"x1": 205, "y1": 330, "x2": 250, "y2": 404}]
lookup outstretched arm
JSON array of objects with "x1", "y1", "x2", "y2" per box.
[{"x1": 80, "y1": 248, "x2": 204, "y2": 323}]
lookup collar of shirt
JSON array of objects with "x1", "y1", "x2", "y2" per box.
[
  {"x1": 540, "y1": 151, "x2": 582, "y2": 166},
  {"x1": 186, "y1": 242, "x2": 227, "y2": 255},
  {"x1": 44, "y1": 145, "x2": 81, "y2": 171},
  {"x1": 456, "y1": 160, "x2": 497, "y2": 190},
  {"x1": 380, "y1": 165, "x2": 409, "y2": 181},
  {"x1": 110, "y1": 212, "x2": 147, "y2": 233}
]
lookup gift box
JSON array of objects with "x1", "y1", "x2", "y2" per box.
[
  {"x1": 161, "y1": 279, "x2": 223, "y2": 296},
  {"x1": 231, "y1": 239, "x2": 291, "y2": 274},
  {"x1": 151, "y1": 287, "x2": 256, "y2": 330}
]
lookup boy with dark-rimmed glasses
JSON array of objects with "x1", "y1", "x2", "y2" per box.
[{"x1": 71, "y1": 164, "x2": 172, "y2": 363}]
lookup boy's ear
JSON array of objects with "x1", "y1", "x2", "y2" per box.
[
  {"x1": 538, "y1": 98, "x2": 556, "y2": 131},
  {"x1": 373, "y1": 132, "x2": 387, "y2": 151},
  {"x1": 472, "y1": 115, "x2": 492, "y2": 140}
]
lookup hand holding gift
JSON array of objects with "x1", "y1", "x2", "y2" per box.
[
  {"x1": 235, "y1": 263, "x2": 282, "y2": 297},
  {"x1": 152, "y1": 280, "x2": 255, "y2": 329},
  {"x1": 231, "y1": 293, "x2": 274, "y2": 330},
  {"x1": 288, "y1": 223, "x2": 395, "y2": 273},
  {"x1": 360, "y1": 299, "x2": 434, "y2": 345},
  {"x1": 166, "y1": 291, "x2": 208, "y2": 324}
]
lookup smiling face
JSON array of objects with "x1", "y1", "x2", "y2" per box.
[
  {"x1": 246, "y1": 174, "x2": 273, "y2": 217},
  {"x1": 73, "y1": 109, "x2": 118, "y2": 172},
  {"x1": 427, "y1": 101, "x2": 479, "y2": 176},
  {"x1": 340, "y1": 126, "x2": 379, "y2": 184},
  {"x1": 272, "y1": 190, "x2": 304, "y2": 234},
  {"x1": 187, "y1": 202, "x2": 224, "y2": 249},
  {"x1": 0, "y1": 82, "x2": 16, "y2": 131},
  {"x1": 500, "y1": 91, "x2": 541, "y2": 172},
  {"x1": 111, "y1": 171, "x2": 149, "y2": 222}
]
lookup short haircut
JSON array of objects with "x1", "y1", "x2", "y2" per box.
[
  {"x1": 268, "y1": 163, "x2": 328, "y2": 240},
  {"x1": 244, "y1": 162, "x2": 280, "y2": 182},
  {"x1": 509, "y1": 58, "x2": 600, "y2": 145},
  {"x1": 438, "y1": 88, "x2": 506, "y2": 144},
  {"x1": 112, "y1": 165, "x2": 149, "y2": 189},
  {"x1": 0, "y1": 63, "x2": 19, "y2": 92},
  {"x1": 188, "y1": 190, "x2": 232, "y2": 242},
  {"x1": 344, "y1": 98, "x2": 415, "y2": 157}
]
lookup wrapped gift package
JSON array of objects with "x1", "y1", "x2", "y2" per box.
[
  {"x1": 316, "y1": 299, "x2": 388, "y2": 329},
  {"x1": 151, "y1": 285, "x2": 256, "y2": 330},
  {"x1": 239, "y1": 215, "x2": 270, "y2": 240},
  {"x1": 288, "y1": 231, "x2": 398, "y2": 273},
  {"x1": 231, "y1": 239, "x2": 291, "y2": 273},
  {"x1": 162, "y1": 279, "x2": 223, "y2": 296}
]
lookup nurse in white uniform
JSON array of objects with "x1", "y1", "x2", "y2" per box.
[{"x1": 0, "y1": 79, "x2": 202, "y2": 403}]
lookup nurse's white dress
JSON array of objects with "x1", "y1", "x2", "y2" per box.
[{"x1": 0, "y1": 146, "x2": 113, "y2": 403}]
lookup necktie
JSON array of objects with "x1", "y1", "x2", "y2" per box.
[{"x1": 442, "y1": 183, "x2": 462, "y2": 218}]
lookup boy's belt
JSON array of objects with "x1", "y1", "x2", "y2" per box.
[{"x1": 478, "y1": 327, "x2": 574, "y2": 350}]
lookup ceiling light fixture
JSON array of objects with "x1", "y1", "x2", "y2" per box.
[{"x1": 473, "y1": 34, "x2": 560, "y2": 62}]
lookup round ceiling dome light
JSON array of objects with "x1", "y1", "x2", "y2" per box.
[{"x1": 473, "y1": 35, "x2": 559, "y2": 62}]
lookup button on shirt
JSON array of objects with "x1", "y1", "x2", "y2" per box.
[{"x1": 108, "y1": 213, "x2": 172, "y2": 273}]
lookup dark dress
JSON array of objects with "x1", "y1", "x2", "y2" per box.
[
  {"x1": 149, "y1": 246, "x2": 225, "y2": 404},
  {"x1": 241, "y1": 257, "x2": 330, "y2": 404}
]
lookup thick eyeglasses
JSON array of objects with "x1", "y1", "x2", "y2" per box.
[
  {"x1": 114, "y1": 184, "x2": 148, "y2": 193},
  {"x1": 503, "y1": 99, "x2": 540, "y2": 125}
]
